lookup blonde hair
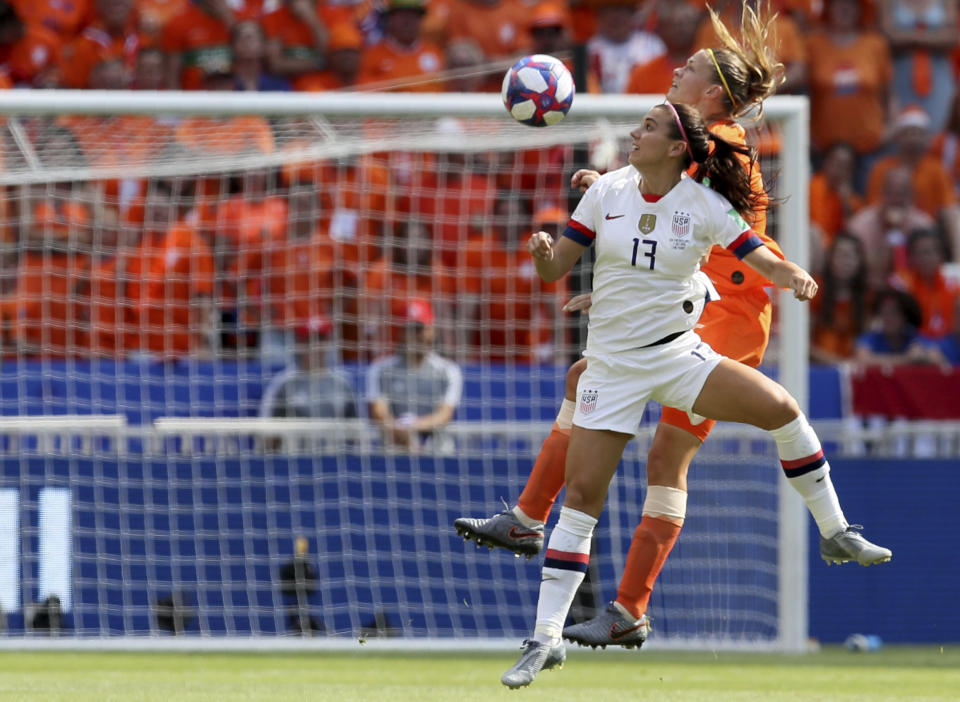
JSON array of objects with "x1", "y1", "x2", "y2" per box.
[{"x1": 707, "y1": 1, "x2": 785, "y2": 118}]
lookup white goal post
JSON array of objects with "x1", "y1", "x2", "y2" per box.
[{"x1": 0, "y1": 90, "x2": 809, "y2": 651}]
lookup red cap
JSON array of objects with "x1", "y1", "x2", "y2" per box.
[{"x1": 405, "y1": 298, "x2": 434, "y2": 326}]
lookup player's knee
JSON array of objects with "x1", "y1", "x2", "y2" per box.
[
  {"x1": 760, "y1": 387, "x2": 800, "y2": 430},
  {"x1": 563, "y1": 474, "x2": 603, "y2": 514},
  {"x1": 564, "y1": 358, "x2": 588, "y2": 400},
  {"x1": 646, "y1": 450, "x2": 681, "y2": 487}
]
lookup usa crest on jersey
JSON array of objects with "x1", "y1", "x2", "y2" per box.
[{"x1": 671, "y1": 210, "x2": 692, "y2": 249}]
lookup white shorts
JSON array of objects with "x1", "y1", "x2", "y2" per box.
[{"x1": 573, "y1": 331, "x2": 723, "y2": 435}]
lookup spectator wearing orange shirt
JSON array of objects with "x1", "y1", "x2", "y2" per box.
[
  {"x1": 891, "y1": 227, "x2": 959, "y2": 338},
  {"x1": 626, "y1": 2, "x2": 702, "y2": 95},
  {"x1": 880, "y1": 0, "x2": 958, "y2": 132},
  {"x1": 57, "y1": 0, "x2": 140, "y2": 89},
  {"x1": 444, "y1": 0, "x2": 529, "y2": 65},
  {"x1": 459, "y1": 194, "x2": 563, "y2": 363},
  {"x1": 162, "y1": 0, "x2": 262, "y2": 89},
  {"x1": 848, "y1": 164, "x2": 935, "y2": 288},
  {"x1": 262, "y1": 0, "x2": 330, "y2": 90},
  {"x1": 294, "y1": 22, "x2": 364, "y2": 90},
  {"x1": 865, "y1": 105, "x2": 960, "y2": 250},
  {"x1": 809, "y1": 141, "x2": 863, "y2": 260},
  {"x1": 231, "y1": 19, "x2": 292, "y2": 90},
  {"x1": 0, "y1": 3, "x2": 60, "y2": 87},
  {"x1": 11, "y1": 0, "x2": 92, "y2": 41},
  {"x1": 811, "y1": 232, "x2": 870, "y2": 363},
  {"x1": 5, "y1": 183, "x2": 92, "y2": 357},
  {"x1": 807, "y1": 0, "x2": 893, "y2": 161},
  {"x1": 134, "y1": 188, "x2": 216, "y2": 359},
  {"x1": 357, "y1": 0, "x2": 444, "y2": 92}
]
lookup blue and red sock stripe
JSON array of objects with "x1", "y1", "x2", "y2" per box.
[
  {"x1": 543, "y1": 548, "x2": 590, "y2": 573},
  {"x1": 562, "y1": 219, "x2": 595, "y2": 247},
  {"x1": 780, "y1": 449, "x2": 826, "y2": 477},
  {"x1": 727, "y1": 230, "x2": 764, "y2": 259}
]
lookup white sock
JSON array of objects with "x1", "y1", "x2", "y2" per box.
[
  {"x1": 769, "y1": 414, "x2": 848, "y2": 538},
  {"x1": 511, "y1": 505, "x2": 543, "y2": 528},
  {"x1": 532, "y1": 506, "x2": 596, "y2": 645}
]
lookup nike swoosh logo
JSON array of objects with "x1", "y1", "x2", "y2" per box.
[
  {"x1": 815, "y1": 477, "x2": 825, "y2": 483},
  {"x1": 609, "y1": 622, "x2": 646, "y2": 640},
  {"x1": 605, "y1": 214, "x2": 625, "y2": 220},
  {"x1": 508, "y1": 526, "x2": 541, "y2": 540}
]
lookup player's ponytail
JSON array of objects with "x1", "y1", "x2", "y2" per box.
[
  {"x1": 706, "y1": 0, "x2": 785, "y2": 119},
  {"x1": 663, "y1": 101, "x2": 763, "y2": 216}
]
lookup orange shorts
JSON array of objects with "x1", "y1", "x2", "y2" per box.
[{"x1": 660, "y1": 287, "x2": 772, "y2": 442}]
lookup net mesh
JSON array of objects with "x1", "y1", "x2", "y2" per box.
[{"x1": 0, "y1": 98, "x2": 791, "y2": 645}]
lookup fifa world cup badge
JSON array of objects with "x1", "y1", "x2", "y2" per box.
[{"x1": 638, "y1": 214, "x2": 656, "y2": 234}]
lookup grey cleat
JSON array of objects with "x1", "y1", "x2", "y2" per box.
[
  {"x1": 820, "y1": 525, "x2": 892, "y2": 566},
  {"x1": 562, "y1": 602, "x2": 651, "y2": 649},
  {"x1": 454, "y1": 511, "x2": 544, "y2": 558},
  {"x1": 500, "y1": 639, "x2": 566, "y2": 689}
]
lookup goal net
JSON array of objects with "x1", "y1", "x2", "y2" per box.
[{"x1": 0, "y1": 91, "x2": 809, "y2": 650}]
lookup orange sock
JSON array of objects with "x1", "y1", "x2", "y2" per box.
[
  {"x1": 516, "y1": 426, "x2": 569, "y2": 524},
  {"x1": 616, "y1": 515, "x2": 683, "y2": 618}
]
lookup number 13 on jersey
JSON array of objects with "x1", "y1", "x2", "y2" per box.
[{"x1": 631, "y1": 238, "x2": 657, "y2": 269}]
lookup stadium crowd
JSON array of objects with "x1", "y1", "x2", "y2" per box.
[{"x1": 0, "y1": 0, "x2": 959, "y2": 374}]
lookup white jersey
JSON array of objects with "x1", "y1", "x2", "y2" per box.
[{"x1": 564, "y1": 166, "x2": 762, "y2": 354}]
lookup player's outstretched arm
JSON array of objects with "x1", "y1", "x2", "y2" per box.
[
  {"x1": 741, "y1": 245, "x2": 818, "y2": 301},
  {"x1": 527, "y1": 231, "x2": 585, "y2": 283}
]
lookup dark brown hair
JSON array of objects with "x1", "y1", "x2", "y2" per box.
[{"x1": 663, "y1": 101, "x2": 765, "y2": 216}]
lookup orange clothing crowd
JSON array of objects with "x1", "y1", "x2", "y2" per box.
[{"x1": 2, "y1": 0, "x2": 960, "y2": 366}]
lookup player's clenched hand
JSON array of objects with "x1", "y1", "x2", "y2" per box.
[
  {"x1": 789, "y1": 269, "x2": 818, "y2": 301},
  {"x1": 562, "y1": 292, "x2": 593, "y2": 313},
  {"x1": 527, "y1": 231, "x2": 555, "y2": 261},
  {"x1": 570, "y1": 169, "x2": 601, "y2": 192}
]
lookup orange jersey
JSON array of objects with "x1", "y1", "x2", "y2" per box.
[
  {"x1": 8, "y1": 249, "x2": 90, "y2": 356},
  {"x1": 175, "y1": 115, "x2": 275, "y2": 155},
  {"x1": 57, "y1": 22, "x2": 141, "y2": 88},
  {"x1": 866, "y1": 154, "x2": 957, "y2": 219},
  {"x1": 295, "y1": 70, "x2": 352, "y2": 91},
  {"x1": 266, "y1": 231, "x2": 336, "y2": 328},
  {"x1": 459, "y1": 231, "x2": 562, "y2": 362},
  {"x1": 892, "y1": 269, "x2": 959, "y2": 339},
  {"x1": 357, "y1": 38, "x2": 444, "y2": 92},
  {"x1": 0, "y1": 23, "x2": 61, "y2": 86},
  {"x1": 262, "y1": 2, "x2": 348, "y2": 90},
  {"x1": 810, "y1": 285, "x2": 861, "y2": 361},
  {"x1": 161, "y1": 1, "x2": 267, "y2": 89},
  {"x1": 806, "y1": 30, "x2": 892, "y2": 153},
  {"x1": 809, "y1": 172, "x2": 863, "y2": 247},
  {"x1": 136, "y1": 223, "x2": 216, "y2": 357},
  {"x1": 445, "y1": 0, "x2": 529, "y2": 59},
  {"x1": 58, "y1": 114, "x2": 172, "y2": 168},
  {"x1": 693, "y1": 9, "x2": 806, "y2": 65},
  {"x1": 12, "y1": 0, "x2": 92, "y2": 40},
  {"x1": 698, "y1": 120, "x2": 782, "y2": 296}
]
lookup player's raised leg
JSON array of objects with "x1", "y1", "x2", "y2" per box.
[
  {"x1": 454, "y1": 358, "x2": 586, "y2": 557},
  {"x1": 693, "y1": 358, "x2": 891, "y2": 565}
]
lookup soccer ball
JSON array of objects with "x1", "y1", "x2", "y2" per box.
[{"x1": 501, "y1": 54, "x2": 575, "y2": 127}]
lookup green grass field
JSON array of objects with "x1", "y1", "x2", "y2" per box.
[{"x1": 1, "y1": 646, "x2": 958, "y2": 702}]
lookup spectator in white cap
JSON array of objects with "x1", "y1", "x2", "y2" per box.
[
  {"x1": 366, "y1": 298, "x2": 463, "y2": 452},
  {"x1": 865, "y1": 104, "x2": 960, "y2": 255}
]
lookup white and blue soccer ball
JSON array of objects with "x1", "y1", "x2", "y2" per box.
[{"x1": 501, "y1": 54, "x2": 575, "y2": 127}]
